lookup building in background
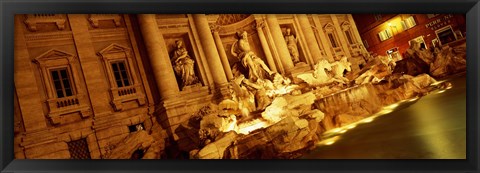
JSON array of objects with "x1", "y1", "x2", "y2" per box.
[{"x1": 352, "y1": 14, "x2": 466, "y2": 60}]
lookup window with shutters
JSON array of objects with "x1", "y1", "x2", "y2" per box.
[
  {"x1": 378, "y1": 29, "x2": 393, "y2": 41},
  {"x1": 401, "y1": 16, "x2": 417, "y2": 31}
]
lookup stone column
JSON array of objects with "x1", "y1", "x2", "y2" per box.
[
  {"x1": 255, "y1": 20, "x2": 277, "y2": 73},
  {"x1": 14, "y1": 15, "x2": 48, "y2": 132},
  {"x1": 331, "y1": 14, "x2": 352, "y2": 58},
  {"x1": 312, "y1": 15, "x2": 335, "y2": 62},
  {"x1": 138, "y1": 14, "x2": 179, "y2": 99},
  {"x1": 192, "y1": 14, "x2": 228, "y2": 88},
  {"x1": 265, "y1": 14, "x2": 295, "y2": 73},
  {"x1": 210, "y1": 24, "x2": 234, "y2": 81},
  {"x1": 347, "y1": 14, "x2": 364, "y2": 46},
  {"x1": 263, "y1": 17, "x2": 285, "y2": 74},
  {"x1": 296, "y1": 14, "x2": 324, "y2": 64}
]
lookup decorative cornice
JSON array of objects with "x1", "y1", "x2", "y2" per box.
[
  {"x1": 324, "y1": 23, "x2": 336, "y2": 32},
  {"x1": 341, "y1": 21, "x2": 351, "y2": 31},
  {"x1": 24, "y1": 14, "x2": 67, "y2": 32},
  {"x1": 25, "y1": 31, "x2": 73, "y2": 41},
  {"x1": 32, "y1": 49, "x2": 76, "y2": 65},
  {"x1": 88, "y1": 14, "x2": 122, "y2": 28}
]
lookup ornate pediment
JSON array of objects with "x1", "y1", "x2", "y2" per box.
[
  {"x1": 98, "y1": 43, "x2": 130, "y2": 55},
  {"x1": 323, "y1": 23, "x2": 335, "y2": 32},
  {"x1": 341, "y1": 21, "x2": 351, "y2": 31},
  {"x1": 97, "y1": 43, "x2": 131, "y2": 60},
  {"x1": 33, "y1": 49, "x2": 75, "y2": 65}
]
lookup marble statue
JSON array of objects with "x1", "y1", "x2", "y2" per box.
[
  {"x1": 230, "y1": 64, "x2": 256, "y2": 116},
  {"x1": 284, "y1": 28, "x2": 300, "y2": 64},
  {"x1": 171, "y1": 40, "x2": 199, "y2": 88},
  {"x1": 231, "y1": 31, "x2": 274, "y2": 82}
]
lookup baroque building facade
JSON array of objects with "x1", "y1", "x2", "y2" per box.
[{"x1": 14, "y1": 14, "x2": 366, "y2": 159}]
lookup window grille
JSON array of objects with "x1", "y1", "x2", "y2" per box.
[{"x1": 67, "y1": 138, "x2": 91, "y2": 159}]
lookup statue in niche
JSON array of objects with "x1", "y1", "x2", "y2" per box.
[
  {"x1": 231, "y1": 31, "x2": 274, "y2": 82},
  {"x1": 283, "y1": 27, "x2": 300, "y2": 64},
  {"x1": 171, "y1": 40, "x2": 199, "y2": 88}
]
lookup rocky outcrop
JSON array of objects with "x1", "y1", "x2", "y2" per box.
[
  {"x1": 192, "y1": 131, "x2": 238, "y2": 159},
  {"x1": 192, "y1": 93, "x2": 324, "y2": 159}
]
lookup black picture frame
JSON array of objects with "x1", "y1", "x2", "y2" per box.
[{"x1": 1, "y1": 0, "x2": 479, "y2": 172}]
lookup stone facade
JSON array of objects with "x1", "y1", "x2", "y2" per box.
[{"x1": 14, "y1": 14, "x2": 366, "y2": 159}]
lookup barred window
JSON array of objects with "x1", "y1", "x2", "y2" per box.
[{"x1": 67, "y1": 138, "x2": 91, "y2": 159}]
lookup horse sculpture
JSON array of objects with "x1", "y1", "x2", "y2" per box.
[
  {"x1": 331, "y1": 56, "x2": 352, "y2": 84},
  {"x1": 297, "y1": 59, "x2": 343, "y2": 86}
]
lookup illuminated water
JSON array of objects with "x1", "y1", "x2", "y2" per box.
[{"x1": 301, "y1": 75, "x2": 466, "y2": 159}]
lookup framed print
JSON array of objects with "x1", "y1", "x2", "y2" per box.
[{"x1": 1, "y1": 0, "x2": 479, "y2": 173}]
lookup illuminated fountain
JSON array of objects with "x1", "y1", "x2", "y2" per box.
[{"x1": 180, "y1": 31, "x2": 464, "y2": 160}]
